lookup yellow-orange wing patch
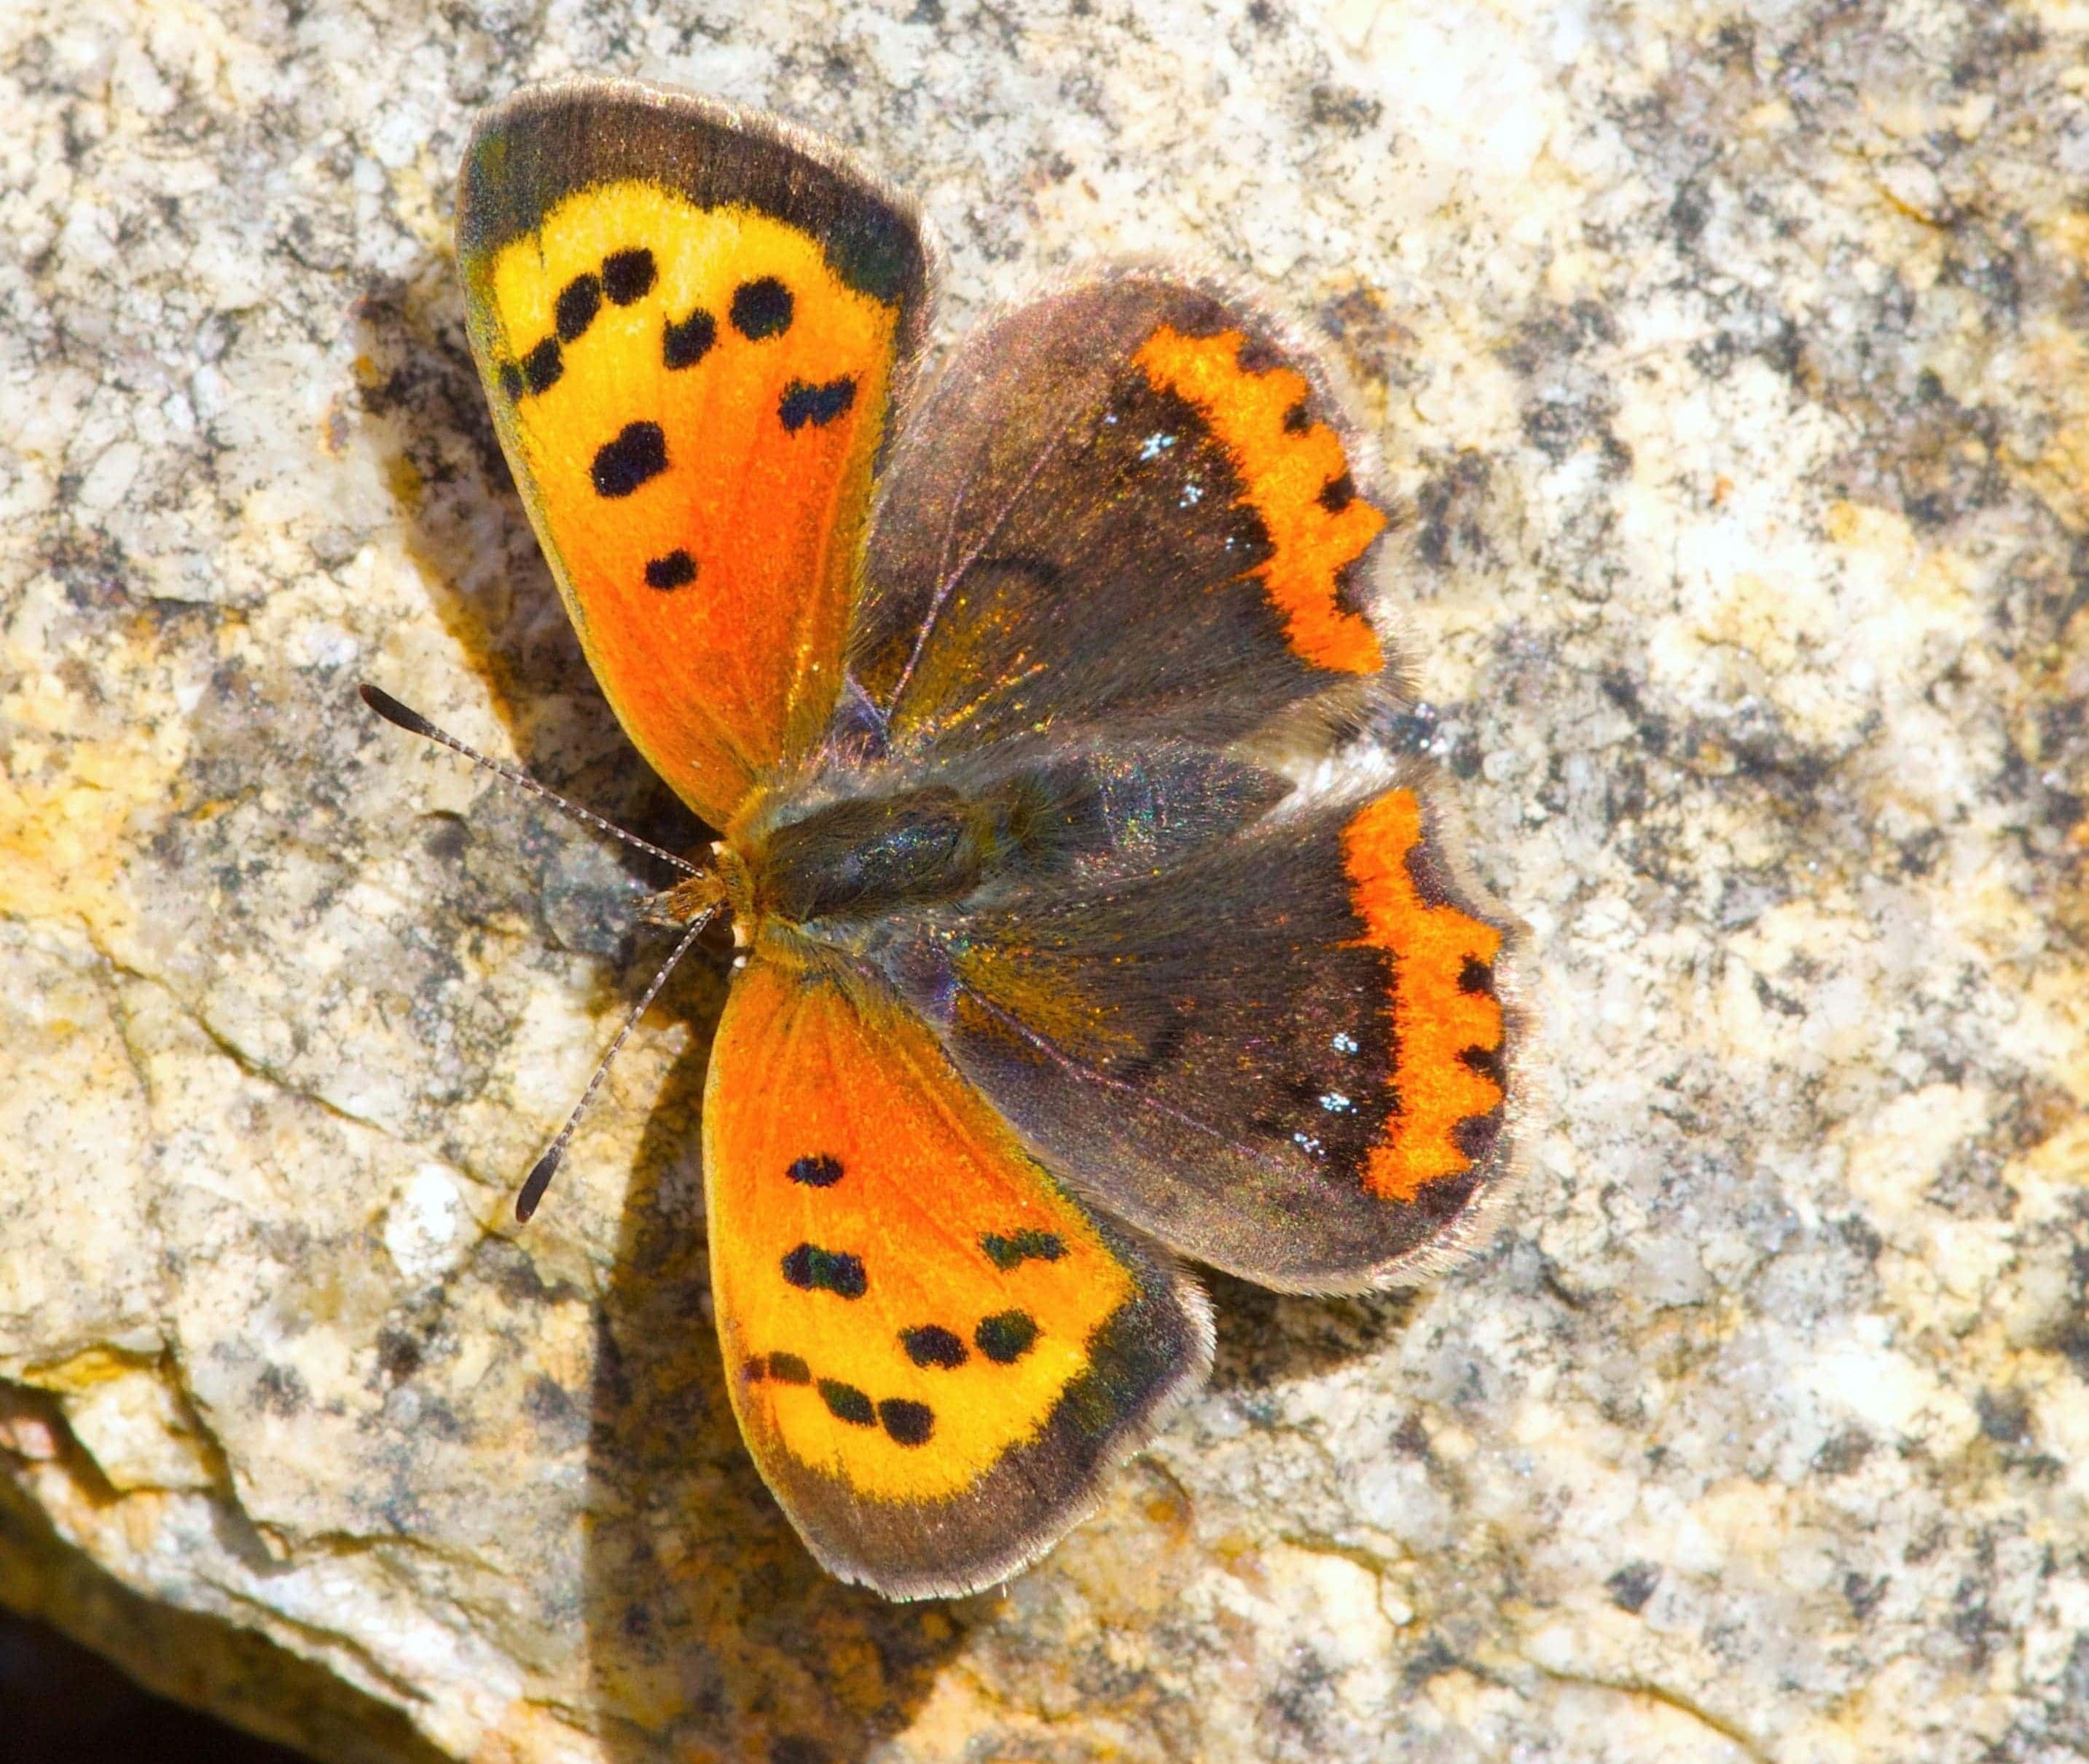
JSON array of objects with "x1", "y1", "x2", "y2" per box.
[
  {"x1": 703, "y1": 952, "x2": 1208, "y2": 1598},
  {"x1": 1133, "y1": 324, "x2": 1387, "y2": 676},
  {"x1": 1340, "y1": 788, "x2": 1507, "y2": 1199},
  {"x1": 457, "y1": 83, "x2": 930, "y2": 827}
]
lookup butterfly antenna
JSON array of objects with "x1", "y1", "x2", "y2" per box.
[
  {"x1": 515, "y1": 901, "x2": 718, "y2": 1223},
  {"x1": 358, "y1": 683, "x2": 699, "y2": 875}
]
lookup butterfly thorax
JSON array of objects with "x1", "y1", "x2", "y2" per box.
[
  {"x1": 745, "y1": 786, "x2": 984, "y2": 926},
  {"x1": 721, "y1": 764, "x2": 1110, "y2": 941}
]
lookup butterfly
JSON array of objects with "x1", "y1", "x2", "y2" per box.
[{"x1": 385, "y1": 77, "x2": 1520, "y2": 1601}]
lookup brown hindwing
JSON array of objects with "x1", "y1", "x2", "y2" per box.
[{"x1": 870, "y1": 781, "x2": 1521, "y2": 1293}]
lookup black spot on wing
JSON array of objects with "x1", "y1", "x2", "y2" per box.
[
  {"x1": 1282, "y1": 399, "x2": 1312, "y2": 434},
  {"x1": 778, "y1": 376, "x2": 857, "y2": 432},
  {"x1": 665, "y1": 309, "x2": 716, "y2": 370},
  {"x1": 522, "y1": 337, "x2": 563, "y2": 394},
  {"x1": 780, "y1": 1243, "x2": 866, "y2": 1298},
  {"x1": 730, "y1": 277, "x2": 793, "y2": 340},
  {"x1": 1460, "y1": 1043, "x2": 1506, "y2": 1084},
  {"x1": 644, "y1": 550, "x2": 697, "y2": 590},
  {"x1": 767, "y1": 1352, "x2": 810, "y2": 1384},
  {"x1": 879, "y1": 1398, "x2": 934, "y2": 1446},
  {"x1": 601, "y1": 248, "x2": 657, "y2": 305},
  {"x1": 787, "y1": 1153, "x2": 844, "y2": 1188},
  {"x1": 1453, "y1": 1109, "x2": 1503, "y2": 1164},
  {"x1": 592, "y1": 422, "x2": 667, "y2": 498},
  {"x1": 818, "y1": 1379, "x2": 876, "y2": 1425},
  {"x1": 1319, "y1": 471, "x2": 1356, "y2": 512},
  {"x1": 900, "y1": 1325, "x2": 968, "y2": 1369},
  {"x1": 1459, "y1": 956, "x2": 1496, "y2": 996},
  {"x1": 555, "y1": 273, "x2": 601, "y2": 342},
  {"x1": 973, "y1": 1311, "x2": 1038, "y2": 1364},
  {"x1": 498, "y1": 362, "x2": 523, "y2": 401},
  {"x1": 1236, "y1": 335, "x2": 1285, "y2": 375},
  {"x1": 980, "y1": 1230, "x2": 1065, "y2": 1271}
]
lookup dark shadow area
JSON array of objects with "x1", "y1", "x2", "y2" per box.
[
  {"x1": 1205, "y1": 1269, "x2": 1421, "y2": 1394},
  {"x1": 0, "y1": 1607, "x2": 307, "y2": 1764},
  {"x1": 0, "y1": 1488, "x2": 450, "y2": 1764}
]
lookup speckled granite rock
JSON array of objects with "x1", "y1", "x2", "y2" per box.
[{"x1": 3, "y1": 2, "x2": 2085, "y2": 1760}]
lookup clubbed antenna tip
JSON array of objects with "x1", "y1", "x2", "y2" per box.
[
  {"x1": 507, "y1": 903, "x2": 716, "y2": 1225},
  {"x1": 356, "y1": 680, "x2": 699, "y2": 874},
  {"x1": 358, "y1": 682, "x2": 440, "y2": 740},
  {"x1": 516, "y1": 1148, "x2": 560, "y2": 1223}
]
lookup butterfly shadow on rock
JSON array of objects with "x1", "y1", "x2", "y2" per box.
[
  {"x1": 584, "y1": 1017, "x2": 975, "y2": 1763},
  {"x1": 353, "y1": 262, "x2": 972, "y2": 1760},
  {"x1": 1203, "y1": 1273, "x2": 1424, "y2": 1396},
  {"x1": 348, "y1": 264, "x2": 699, "y2": 861}
]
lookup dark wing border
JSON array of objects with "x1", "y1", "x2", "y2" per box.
[{"x1": 458, "y1": 77, "x2": 936, "y2": 388}]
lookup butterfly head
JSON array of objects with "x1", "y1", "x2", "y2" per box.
[{"x1": 638, "y1": 845, "x2": 734, "y2": 932}]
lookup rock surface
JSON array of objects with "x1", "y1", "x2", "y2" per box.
[{"x1": 4, "y1": 1, "x2": 2088, "y2": 1760}]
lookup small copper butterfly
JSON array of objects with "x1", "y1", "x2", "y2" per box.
[{"x1": 367, "y1": 77, "x2": 1521, "y2": 1599}]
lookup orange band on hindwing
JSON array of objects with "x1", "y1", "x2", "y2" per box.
[
  {"x1": 1341, "y1": 791, "x2": 1505, "y2": 1199},
  {"x1": 1133, "y1": 324, "x2": 1387, "y2": 675}
]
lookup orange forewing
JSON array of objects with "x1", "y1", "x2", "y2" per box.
[
  {"x1": 702, "y1": 952, "x2": 1207, "y2": 1594},
  {"x1": 457, "y1": 87, "x2": 928, "y2": 827},
  {"x1": 465, "y1": 192, "x2": 895, "y2": 824}
]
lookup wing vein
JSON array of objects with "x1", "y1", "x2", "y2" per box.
[
  {"x1": 823, "y1": 983, "x2": 1073, "y2": 1260},
  {"x1": 950, "y1": 984, "x2": 1279, "y2": 1169},
  {"x1": 883, "y1": 395, "x2": 1088, "y2": 713}
]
